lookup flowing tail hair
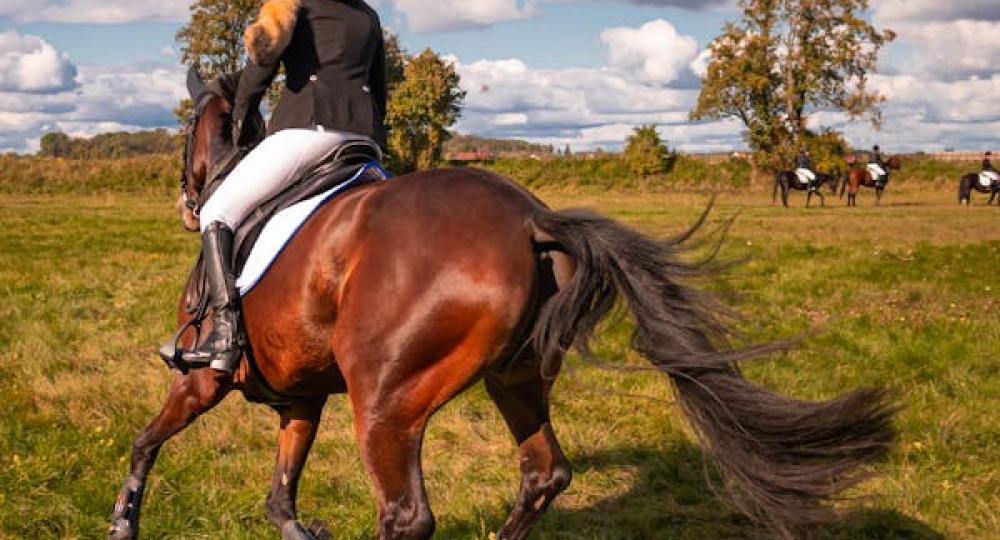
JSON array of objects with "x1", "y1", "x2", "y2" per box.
[
  {"x1": 958, "y1": 174, "x2": 974, "y2": 205},
  {"x1": 528, "y1": 205, "x2": 897, "y2": 538}
]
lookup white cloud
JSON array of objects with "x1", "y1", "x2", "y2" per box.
[
  {"x1": 601, "y1": 19, "x2": 699, "y2": 85},
  {"x1": 390, "y1": 0, "x2": 538, "y2": 32},
  {"x1": 0, "y1": 0, "x2": 189, "y2": 24},
  {"x1": 805, "y1": 74, "x2": 1000, "y2": 152},
  {"x1": 0, "y1": 59, "x2": 186, "y2": 152},
  {"x1": 610, "y1": 0, "x2": 731, "y2": 8},
  {"x1": 454, "y1": 56, "x2": 742, "y2": 151},
  {"x1": 0, "y1": 31, "x2": 78, "y2": 93},
  {"x1": 874, "y1": 0, "x2": 1000, "y2": 23},
  {"x1": 689, "y1": 48, "x2": 711, "y2": 79},
  {"x1": 888, "y1": 20, "x2": 1000, "y2": 79}
]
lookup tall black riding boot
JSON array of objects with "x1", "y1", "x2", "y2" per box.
[{"x1": 181, "y1": 222, "x2": 244, "y2": 373}]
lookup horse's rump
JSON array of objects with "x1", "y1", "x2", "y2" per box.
[{"x1": 239, "y1": 168, "x2": 547, "y2": 396}]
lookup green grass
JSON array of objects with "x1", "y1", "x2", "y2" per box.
[{"x1": 0, "y1": 185, "x2": 997, "y2": 539}]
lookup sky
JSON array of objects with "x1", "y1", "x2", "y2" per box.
[{"x1": 1, "y1": 0, "x2": 999, "y2": 154}]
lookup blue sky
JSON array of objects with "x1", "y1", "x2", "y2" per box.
[{"x1": 1, "y1": 0, "x2": 999, "y2": 153}]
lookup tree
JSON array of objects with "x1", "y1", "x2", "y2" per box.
[
  {"x1": 692, "y1": 0, "x2": 894, "y2": 172},
  {"x1": 802, "y1": 128, "x2": 850, "y2": 173},
  {"x1": 624, "y1": 125, "x2": 669, "y2": 177},
  {"x1": 384, "y1": 31, "x2": 408, "y2": 93},
  {"x1": 564, "y1": 144, "x2": 572, "y2": 157},
  {"x1": 39, "y1": 132, "x2": 71, "y2": 157},
  {"x1": 386, "y1": 49, "x2": 466, "y2": 172},
  {"x1": 174, "y1": 0, "x2": 263, "y2": 123}
]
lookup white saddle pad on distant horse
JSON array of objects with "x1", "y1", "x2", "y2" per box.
[
  {"x1": 795, "y1": 169, "x2": 815, "y2": 185},
  {"x1": 867, "y1": 164, "x2": 885, "y2": 179},
  {"x1": 979, "y1": 171, "x2": 999, "y2": 188}
]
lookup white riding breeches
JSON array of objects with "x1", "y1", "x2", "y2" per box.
[
  {"x1": 795, "y1": 168, "x2": 816, "y2": 184},
  {"x1": 199, "y1": 128, "x2": 373, "y2": 232},
  {"x1": 867, "y1": 164, "x2": 886, "y2": 178}
]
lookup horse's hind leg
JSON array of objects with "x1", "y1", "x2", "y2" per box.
[
  {"x1": 266, "y1": 399, "x2": 328, "y2": 540},
  {"x1": 485, "y1": 357, "x2": 571, "y2": 540},
  {"x1": 109, "y1": 370, "x2": 231, "y2": 539}
]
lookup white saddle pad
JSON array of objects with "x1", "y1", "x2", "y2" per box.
[
  {"x1": 236, "y1": 162, "x2": 390, "y2": 296},
  {"x1": 979, "y1": 172, "x2": 998, "y2": 188},
  {"x1": 795, "y1": 169, "x2": 814, "y2": 185},
  {"x1": 867, "y1": 164, "x2": 885, "y2": 178}
]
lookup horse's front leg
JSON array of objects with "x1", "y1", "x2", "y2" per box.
[
  {"x1": 876, "y1": 188, "x2": 883, "y2": 206},
  {"x1": 805, "y1": 190, "x2": 812, "y2": 208},
  {"x1": 266, "y1": 399, "x2": 328, "y2": 540},
  {"x1": 109, "y1": 369, "x2": 232, "y2": 539},
  {"x1": 817, "y1": 190, "x2": 826, "y2": 208}
]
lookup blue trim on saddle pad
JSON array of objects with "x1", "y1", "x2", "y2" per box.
[{"x1": 236, "y1": 161, "x2": 392, "y2": 297}]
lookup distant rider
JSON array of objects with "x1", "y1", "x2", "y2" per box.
[
  {"x1": 982, "y1": 151, "x2": 999, "y2": 185},
  {"x1": 795, "y1": 148, "x2": 817, "y2": 190},
  {"x1": 868, "y1": 145, "x2": 886, "y2": 183}
]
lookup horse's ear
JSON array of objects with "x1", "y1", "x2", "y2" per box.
[{"x1": 186, "y1": 66, "x2": 210, "y2": 103}]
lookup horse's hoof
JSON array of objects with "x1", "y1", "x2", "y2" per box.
[
  {"x1": 309, "y1": 520, "x2": 333, "y2": 540},
  {"x1": 282, "y1": 520, "x2": 319, "y2": 540},
  {"x1": 108, "y1": 519, "x2": 136, "y2": 540}
]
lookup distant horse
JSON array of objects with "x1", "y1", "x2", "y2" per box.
[
  {"x1": 958, "y1": 172, "x2": 999, "y2": 205},
  {"x1": 773, "y1": 170, "x2": 840, "y2": 208},
  {"x1": 109, "y1": 70, "x2": 896, "y2": 540},
  {"x1": 840, "y1": 157, "x2": 902, "y2": 207}
]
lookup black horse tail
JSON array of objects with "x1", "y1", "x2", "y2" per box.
[
  {"x1": 959, "y1": 174, "x2": 973, "y2": 205},
  {"x1": 529, "y1": 206, "x2": 896, "y2": 538},
  {"x1": 772, "y1": 172, "x2": 781, "y2": 205}
]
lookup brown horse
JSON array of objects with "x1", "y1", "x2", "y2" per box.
[
  {"x1": 958, "y1": 172, "x2": 999, "y2": 205},
  {"x1": 109, "y1": 72, "x2": 896, "y2": 540},
  {"x1": 840, "y1": 157, "x2": 902, "y2": 207}
]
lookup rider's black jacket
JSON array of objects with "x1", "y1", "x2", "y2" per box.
[
  {"x1": 984, "y1": 159, "x2": 994, "y2": 172},
  {"x1": 233, "y1": 0, "x2": 388, "y2": 150},
  {"x1": 797, "y1": 154, "x2": 812, "y2": 170}
]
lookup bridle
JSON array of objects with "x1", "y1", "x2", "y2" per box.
[{"x1": 178, "y1": 91, "x2": 224, "y2": 219}]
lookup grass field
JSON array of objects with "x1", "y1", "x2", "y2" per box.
[{"x1": 1, "y1": 182, "x2": 997, "y2": 539}]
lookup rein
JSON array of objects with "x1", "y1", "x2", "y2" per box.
[{"x1": 179, "y1": 92, "x2": 242, "y2": 218}]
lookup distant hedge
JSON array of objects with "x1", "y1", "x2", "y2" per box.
[
  {"x1": 481, "y1": 155, "x2": 753, "y2": 191},
  {"x1": 0, "y1": 154, "x2": 178, "y2": 195},
  {"x1": 0, "y1": 153, "x2": 984, "y2": 196}
]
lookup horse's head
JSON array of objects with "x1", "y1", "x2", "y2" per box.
[
  {"x1": 886, "y1": 156, "x2": 902, "y2": 171},
  {"x1": 176, "y1": 68, "x2": 250, "y2": 231}
]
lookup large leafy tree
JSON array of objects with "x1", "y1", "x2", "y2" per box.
[
  {"x1": 386, "y1": 49, "x2": 466, "y2": 172},
  {"x1": 174, "y1": 0, "x2": 262, "y2": 123},
  {"x1": 692, "y1": 0, "x2": 894, "y2": 171},
  {"x1": 176, "y1": 0, "x2": 260, "y2": 76}
]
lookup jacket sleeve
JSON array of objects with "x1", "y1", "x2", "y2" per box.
[
  {"x1": 232, "y1": 63, "x2": 279, "y2": 146},
  {"x1": 370, "y1": 26, "x2": 389, "y2": 129}
]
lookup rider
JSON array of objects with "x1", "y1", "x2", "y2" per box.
[
  {"x1": 868, "y1": 145, "x2": 886, "y2": 183},
  {"x1": 983, "y1": 151, "x2": 999, "y2": 185},
  {"x1": 172, "y1": 0, "x2": 388, "y2": 373},
  {"x1": 795, "y1": 148, "x2": 816, "y2": 190}
]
